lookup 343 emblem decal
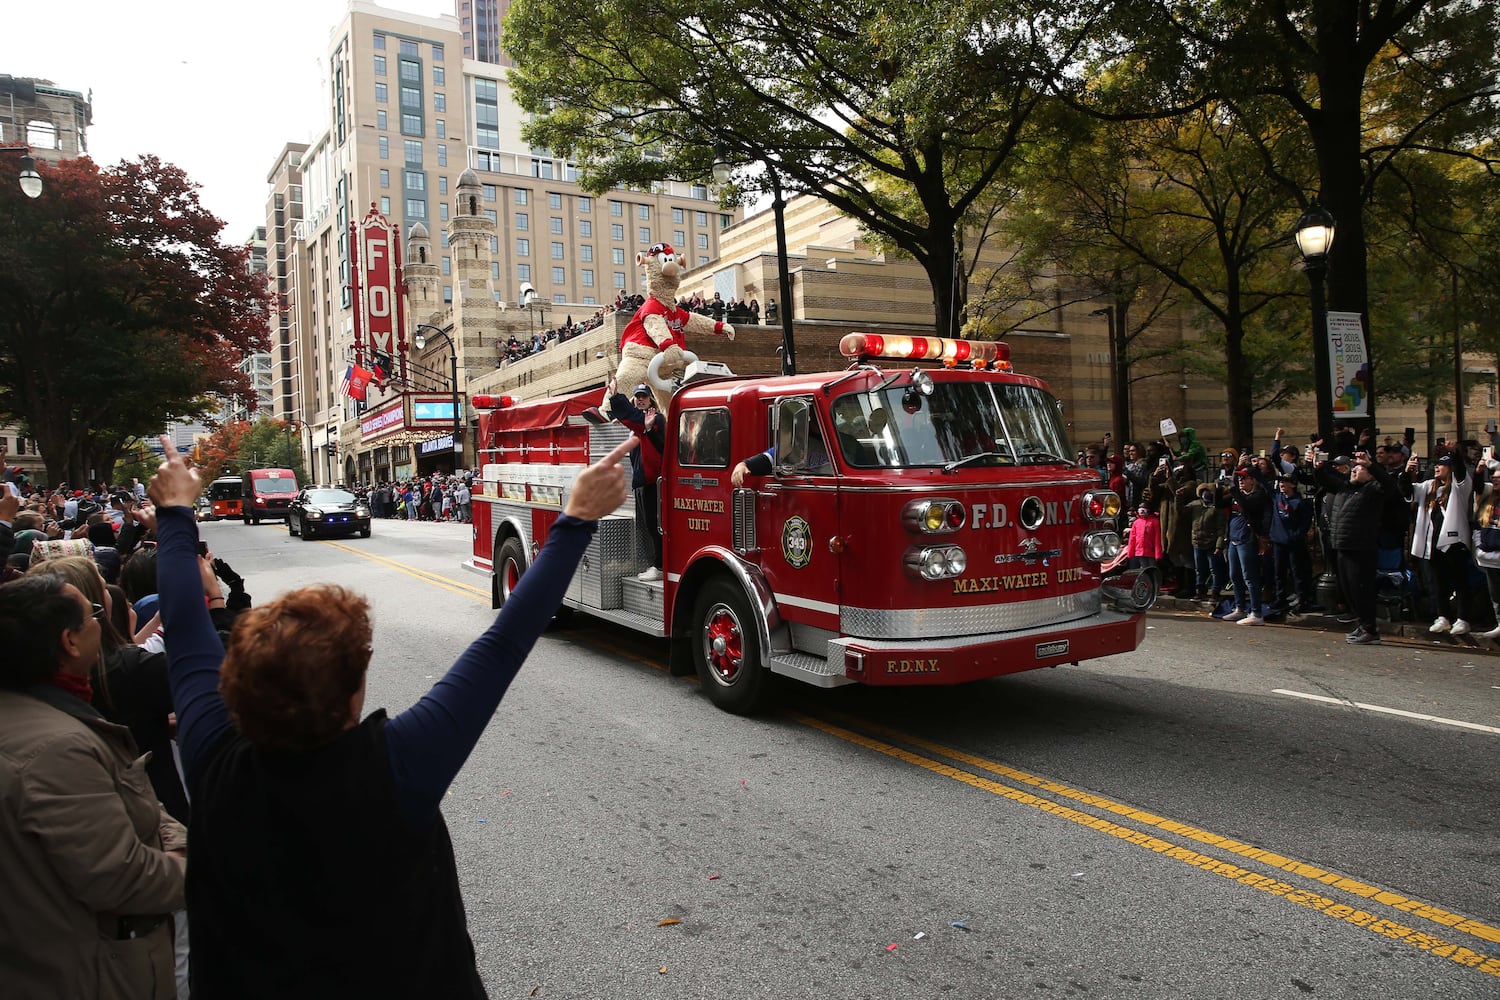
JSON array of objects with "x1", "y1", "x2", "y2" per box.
[{"x1": 782, "y1": 516, "x2": 812, "y2": 569}]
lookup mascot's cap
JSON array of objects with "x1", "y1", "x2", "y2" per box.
[{"x1": 646, "y1": 242, "x2": 676, "y2": 257}]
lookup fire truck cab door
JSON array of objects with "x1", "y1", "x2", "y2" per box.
[{"x1": 757, "y1": 397, "x2": 841, "y2": 632}]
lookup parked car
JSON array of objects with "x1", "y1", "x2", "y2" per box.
[{"x1": 287, "y1": 487, "x2": 371, "y2": 540}]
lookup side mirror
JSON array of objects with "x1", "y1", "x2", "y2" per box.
[{"x1": 775, "y1": 398, "x2": 810, "y2": 471}]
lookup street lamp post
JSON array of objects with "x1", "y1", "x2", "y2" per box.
[
  {"x1": 0, "y1": 146, "x2": 43, "y2": 198},
  {"x1": 412, "y1": 324, "x2": 463, "y2": 472},
  {"x1": 713, "y1": 151, "x2": 796, "y2": 376},
  {"x1": 1295, "y1": 199, "x2": 1337, "y2": 444},
  {"x1": 1294, "y1": 199, "x2": 1341, "y2": 613}
]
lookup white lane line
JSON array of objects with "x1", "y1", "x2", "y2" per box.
[{"x1": 1273, "y1": 689, "x2": 1500, "y2": 735}]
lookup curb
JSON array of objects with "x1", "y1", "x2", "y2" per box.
[{"x1": 1148, "y1": 595, "x2": 1500, "y2": 654}]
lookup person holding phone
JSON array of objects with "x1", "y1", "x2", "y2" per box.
[{"x1": 149, "y1": 433, "x2": 632, "y2": 997}]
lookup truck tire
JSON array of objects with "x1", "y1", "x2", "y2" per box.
[
  {"x1": 692, "y1": 577, "x2": 771, "y2": 715},
  {"x1": 288, "y1": 515, "x2": 299, "y2": 537},
  {"x1": 301, "y1": 520, "x2": 315, "y2": 541},
  {"x1": 495, "y1": 537, "x2": 526, "y2": 606}
]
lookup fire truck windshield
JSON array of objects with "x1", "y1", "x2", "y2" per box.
[{"x1": 830, "y1": 382, "x2": 1073, "y2": 469}]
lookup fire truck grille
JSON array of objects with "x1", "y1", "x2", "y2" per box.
[
  {"x1": 732, "y1": 488, "x2": 757, "y2": 554},
  {"x1": 841, "y1": 588, "x2": 1101, "y2": 640}
]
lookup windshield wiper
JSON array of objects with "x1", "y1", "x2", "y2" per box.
[
  {"x1": 1015, "y1": 450, "x2": 1071, "y2": 465},
  {"x1": 942, "y1": 452, "x2": 1008, "y2": 474}
]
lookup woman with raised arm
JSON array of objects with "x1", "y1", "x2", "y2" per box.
[{"x1": 149, "y1": 433, "x2": 632, "y2": 998}]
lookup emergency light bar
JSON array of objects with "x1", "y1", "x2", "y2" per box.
[
  {"x1": 470, "y1": 394, "x2": 518, "y2": 410},
  {"x1": 838, "y1": 333, "x2": 1011, "y2": 369}
]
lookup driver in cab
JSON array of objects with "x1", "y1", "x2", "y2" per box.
[{"x1": 731, "y1": 419, "x2": 833, "y2": 487}]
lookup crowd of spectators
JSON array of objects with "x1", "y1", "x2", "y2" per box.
[
  {"x1": 354, "y1": 473, "x2": 473, "y2": 524},
  {"x1": 1092, "y1": 422, "x2": 1500, "y2": 644}
]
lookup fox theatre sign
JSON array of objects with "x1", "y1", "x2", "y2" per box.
[{"x1": 350, "y1": 204, "x2": 405, "y2": 373}]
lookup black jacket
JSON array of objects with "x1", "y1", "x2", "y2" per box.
[{"x1": 1316, "y1": 461, "x2": 1393, "y2": 552}]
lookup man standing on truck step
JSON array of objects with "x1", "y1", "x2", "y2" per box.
[{"x1": 608, "y1": 383, "x2": 666, "y2": 581}]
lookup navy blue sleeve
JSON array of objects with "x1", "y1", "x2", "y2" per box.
[
  {"x1": 155, "y1": 506, "x2": 233, "y2": 785},
  {"x1": 385, "y1": 515, "x2": 595, "y2": 828}
]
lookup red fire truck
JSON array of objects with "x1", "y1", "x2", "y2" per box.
[{"x1": 467, "y1": 334, "x2": 1155, "y2": 714}]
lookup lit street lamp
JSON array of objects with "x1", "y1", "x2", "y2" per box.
[
  {"x1": 1, "y1": 146, "x2": 43, "y2": 198},
  {"x1": 1294, "y1": 199, "x2": 1336, "y2": 444},
  {"x1": 412, "y1": 324, "x2": 464, "y2": 470}
]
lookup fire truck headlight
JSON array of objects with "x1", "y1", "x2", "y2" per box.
[
  {"x1": 904, "y1": 544, "x2": 967, "y2": 580},
  {"x1": 1082, "y1": 531, "x2": 1121, "y2": 562},
  {"x1": 1083, "y1": 490, "x2": 1122, "y2": 521},
  {"x1": 903, "y1": 498, "x2": 966, "y2": 534},
  {"x1": 910, "y1": 369, "x2": 935, "y2": 396}
]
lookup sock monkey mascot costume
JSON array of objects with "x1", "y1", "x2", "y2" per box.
[{"x1": 601, "y1": 243, "x2": 735, "y2": 418}]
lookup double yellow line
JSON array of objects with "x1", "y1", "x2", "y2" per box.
[{"x1": 334, "y1": 542, "x2": 1500, "y2": 979}]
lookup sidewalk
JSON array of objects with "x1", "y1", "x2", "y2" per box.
[{"x1": 1150, "y1": 592, "x2": 1500, "y2": 654}]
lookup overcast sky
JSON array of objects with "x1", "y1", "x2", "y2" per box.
[{"x1": 5, "y1": 0, "x2": 455, "y2": 245}]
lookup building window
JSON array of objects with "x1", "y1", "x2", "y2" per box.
[
  {"x1": 400, "y1": 39, "x2": 418, "y2": 56},
  {"x1": 437, "y1": 202, "x2": 448, "y2": 221},
  {"x1": 374, "y1": 55, "x2": 386, "y2": 76},
  {"x1": 550, "y1": 217, "x2": 563, "y2": 234},
  {"x1": 380, "y1": 196, "x2": 391, "y2": 214},
  {"x1": 376, "y1": 109, "x2": 388, "y2": 129},
  {"x1": 432, "y1": 43, "x2": 444, "y2": 61},
  {"x1": 441, "y1": 257, "x2": 451, "y2": 275},
  {"x1": 375, "y1": 82, "x2": 387, "y2": 103},
  {"x1": 476, "y1": 126, "x2": 498, "y2": 149},
  {"x1": 698, "y1": 255, "x2": 709, "y2": 266},
  {"x1": 720, "y1": 214, "x2": 733, "y2": 228},
  {"x1": 552, "y1": 266, "x2": 565, "y2": 283},
  {"x1": 444, "y1": 285, "x2": 453, "y2": 302},
  {"x1": 433, "y1": 66, "x2": 445, "y2": 86},
  {"x1": 610, "y1": 200, "x2": 623, "y2": 217},
  {"x1": 697, "y1": 232, "x2": 708, "y2": 249},
  {"x1": 374, "y1": 33, "x2": 386, "y2": 49},
  {"x1": 492, "y1": 261, "x2": 500, "y2": 279},
  {"x1": 484, "y1": 209, "x2": 497, "y2": 223},
  {"x1": 379, "y1": 169, "x2": 390, "y2": 189},
  {"x1": 691, "y1": 184, "x2": 708, "y2": 200},
  {"x1": 516, "y1": 212, "x2": 529, "y2": 231},
  {"x1": 580, "y1": 220, "x2": 592, "y2": 237},
  {"x1": 614, "y1": 272, "x2": 626, "y2": 289},
  {"x1": 401, "y1": 85, "x2": 420, "y2": 108},
  {"x1": 639, "y1": 227, "x2": 651, "y2": 244},
  {"x1": 401, "y1": 114, "x2": 422, "y2": 136},
  {"x1": 672, "y1": 207, "x2": 683, "y2": 223},
  {"x1": 674, "y1": 230, "x2": 685, "y2": 246},
  {"x1": 549, "y1": 192, "x2": 562, "y2": 209},
  {"x1": 517, "y1": 263, "x2": 531, "y2": 282},
  {"x1": 612, "y1": 248, "x2": 625, "y2": 265},
  {"x1": 530, "y1": 158, "x2": 554, "y2": 179},
  {"x1": 578, "y1": 196, "x2": 591, "y2": 213},
  {"x1": 582, "y1": 269, "x2": 594, "y2": 287},
  {"x1": 438, "y1": 175, "x2": 448, "y2": 194},
  {"x1": 611, "y1": 224, "x2": 624, "y2": 240},
  {"x1": 433, "y1": 93, "x2": 446, "y2": 112},
  {"x1": 406, "y1": 199, "x2": 427, "y2": 219},
  {"x1": 696, "y1": 211, "x2": 708, "y2": 226},
  {"x1": 404, "y1": 140, "x2": 422, "y2": 163},
  {"x1": 435, "y1": 120, "x2": 446, "y2": 139},
  {"x1": 378, "y1": 136, "x2": 389, "y2": 159},
  {"x1": 638, "y1": 204, "x2": 650, "y2": 220},
  {"x1": 514, "y1": 189, "x2": 528, "y2": 205},
  {"x1": 437, "y1": 144, "x2": 447, "y2": 166},
  {"x1": 490, "y1": 236, "x2": 499, "y2": 253},
  {"x1": 581, "y1": 245, "x2": 593, "y2": 261},
  {"x1": 551, "y1": 242, "x2": 564, "y2": 259},
  {"x1": 483, "y1": 184, "x2": 497, "y2": 202},
  {"x1": 517, "y1": 238, "x2": 530, "y2": 256}
]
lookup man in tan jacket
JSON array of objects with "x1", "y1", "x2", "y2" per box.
[{"x1": 0, "y1": 573, "x2": 186, "y2": 999}]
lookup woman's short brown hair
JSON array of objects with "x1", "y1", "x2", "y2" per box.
[{"x1": 220, "y1": 584, "x2": 373, "y2": 751}]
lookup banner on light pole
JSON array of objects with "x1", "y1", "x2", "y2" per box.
[{"x1": 1327, "y1": 311, "x2": 1370, "y2": 419}]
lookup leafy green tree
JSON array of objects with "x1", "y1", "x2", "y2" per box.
[
  {"x1": 1095, "y1": 0, "x2": 1500, "y2": 426},
  {"x1": 236, "y1": 419, "x2": 306, "y2": 485},
  {"x1": 0, "y1": 155, "x2": 269, "y2": 485},
  {"x1": 503, "y1": 0, "x2": 1095, "y2": 339}
]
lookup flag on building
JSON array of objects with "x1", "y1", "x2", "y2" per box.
[
  {"x1": 346, "y1": 364, "x2": 375, "y2": 402},
  {"x1": 339, "y1": 365, "x2": 352, "y2": 399}
]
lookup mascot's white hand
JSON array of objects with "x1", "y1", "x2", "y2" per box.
[
  {"x1": 659, "y1": 343, "x2": 686, "y2": 374},
  {"x1": 720, "y1": 322, "x2": 736, "y2": 341}
]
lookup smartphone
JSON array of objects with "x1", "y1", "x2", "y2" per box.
[{"x1": 198, "y1": 541, "x2": 209, "y2": 558}]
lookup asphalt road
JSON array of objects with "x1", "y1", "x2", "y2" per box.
[{"x1": 199, "y1": 516, "x2": 1500, "y2": 999}]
